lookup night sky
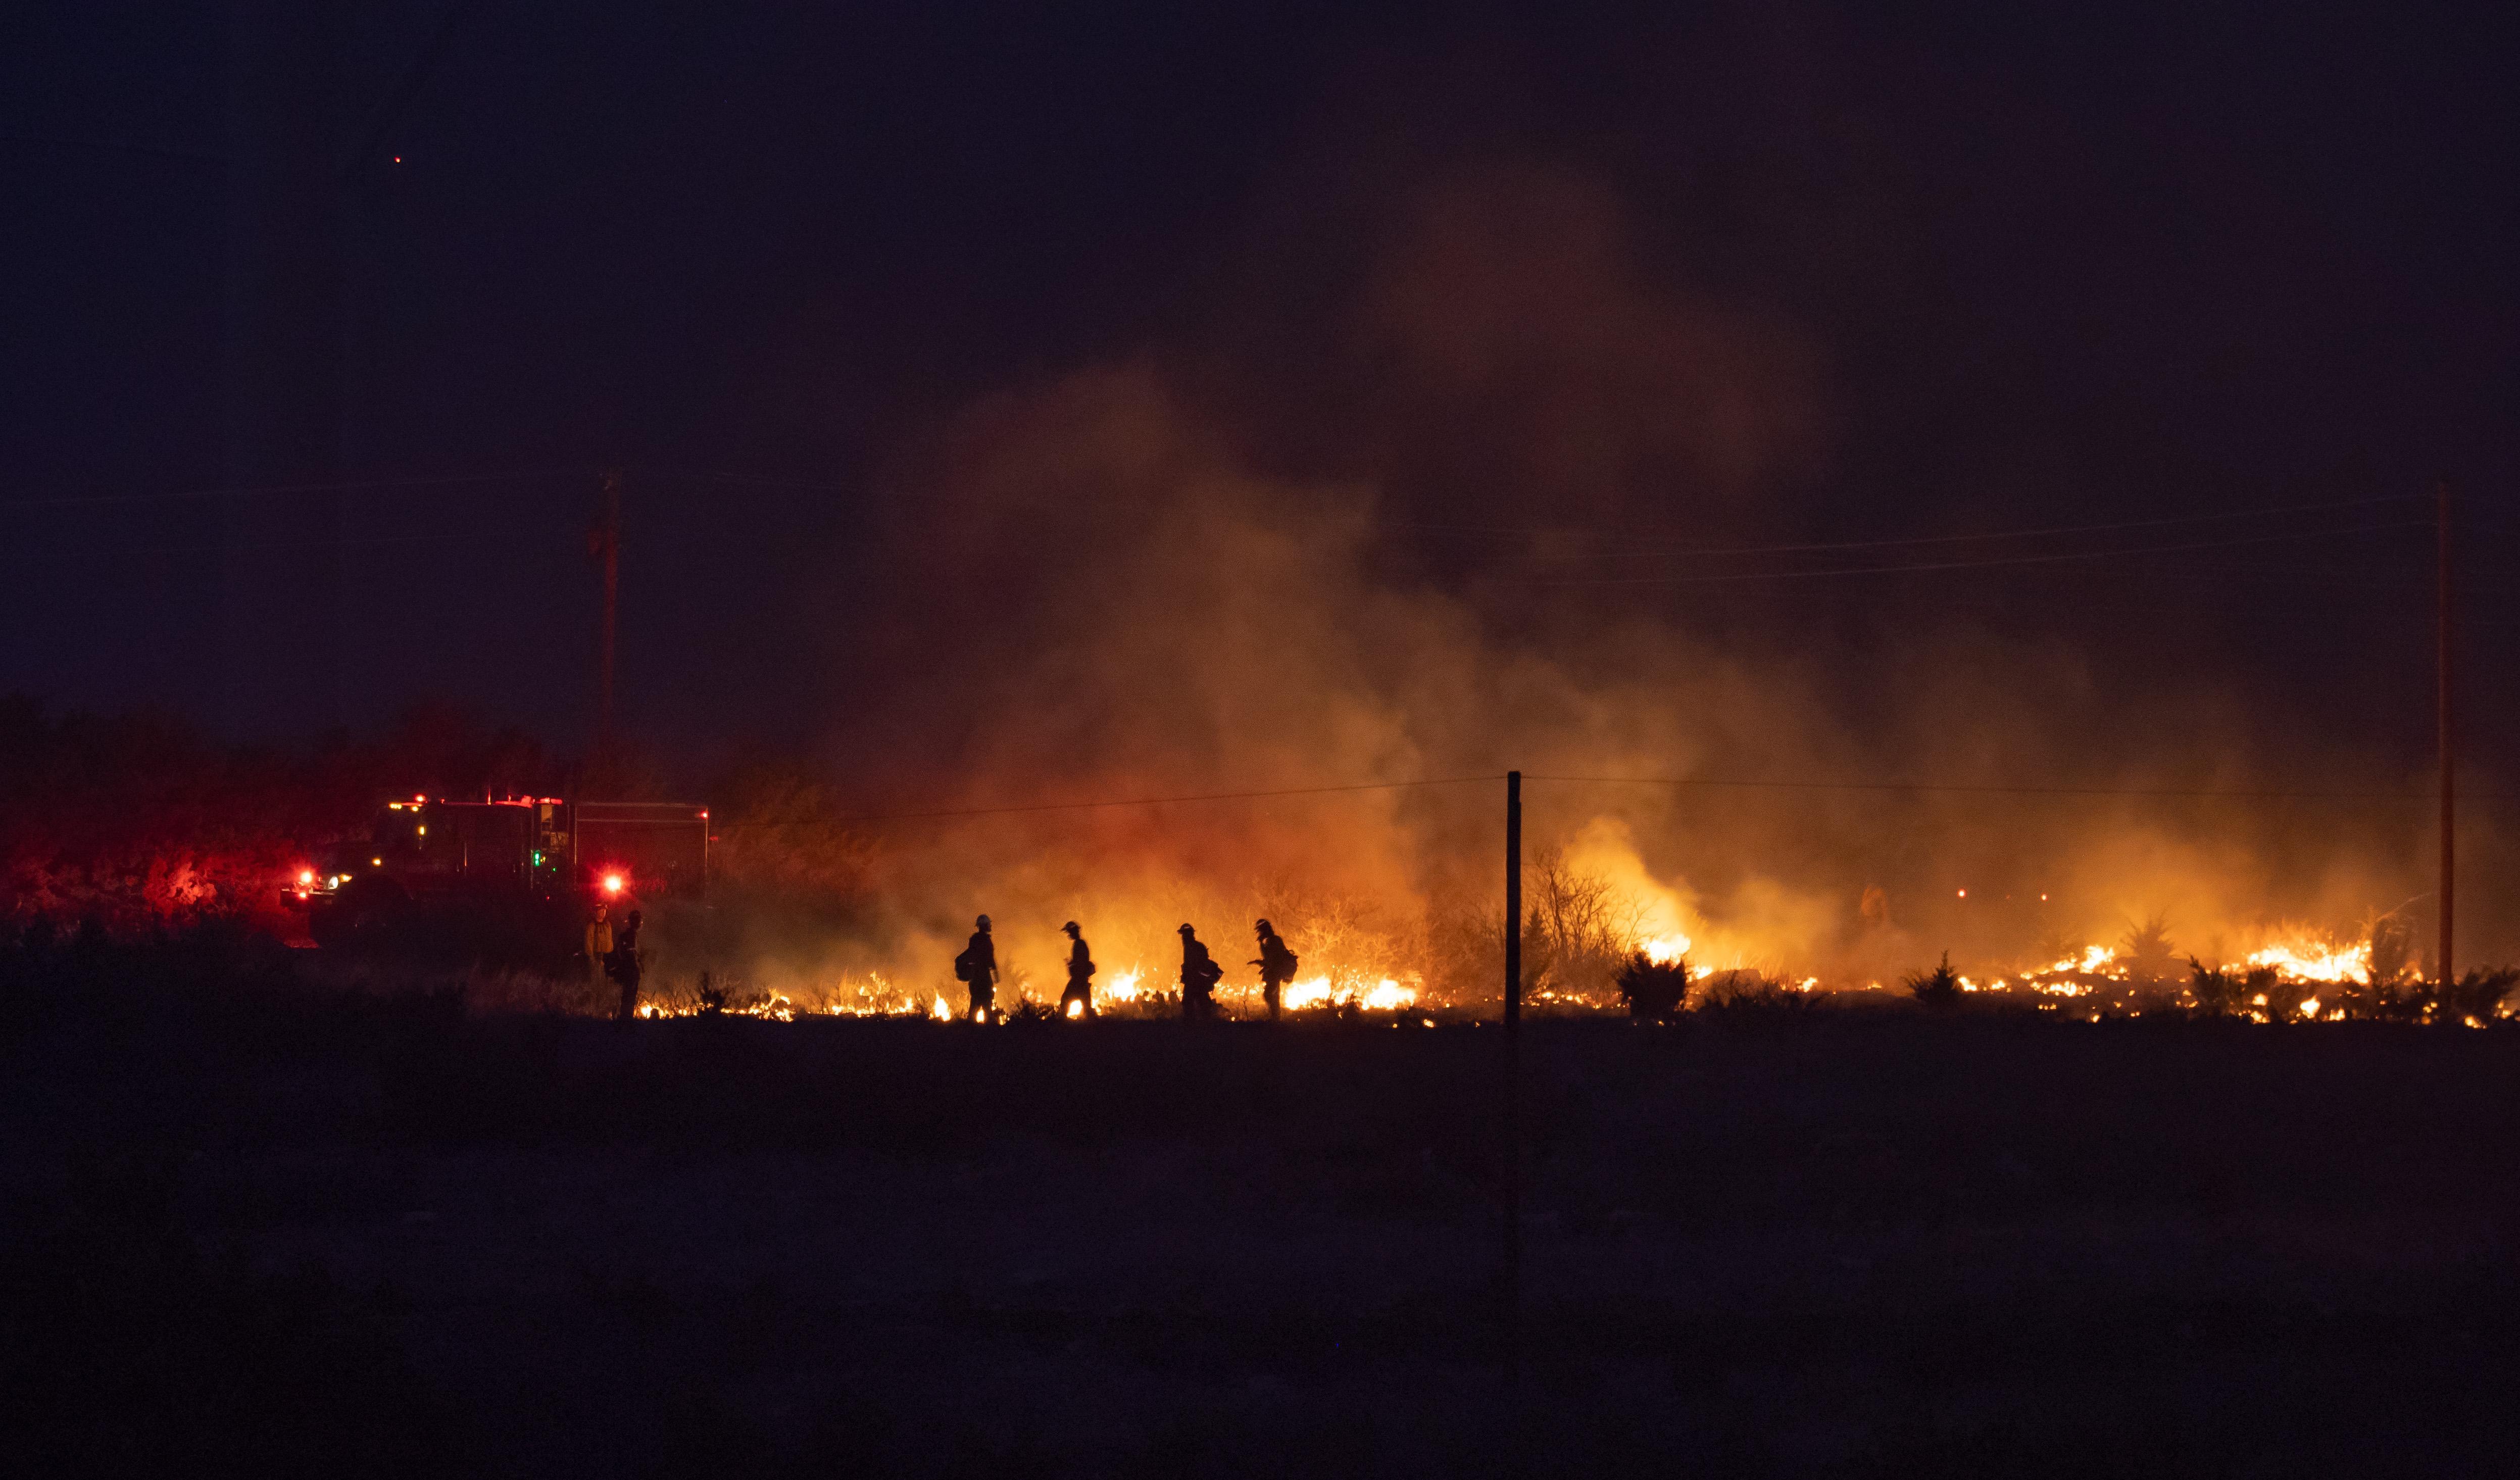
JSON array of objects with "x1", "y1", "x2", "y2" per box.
[{"x1": 6, "y1": 2, "x2": 2513, "y2": 785}]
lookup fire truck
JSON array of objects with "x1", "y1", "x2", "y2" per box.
[{"x1": 292, "y1": 796, "x2": 709, "y2": 967}]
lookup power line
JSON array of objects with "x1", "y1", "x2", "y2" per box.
[
  {"x1": 710, "y1": 765, "x2": 2473, "y2": 831},
  {"x1": 714, "y1": 774, "x2": 1503, "y2": 828},
  {"x1": 1401, "y1": 493, "x2": 2418, "y2": 557},
  {"x1": 2, "y1": 530, "x2": 499, "y2": 561},
  {"x1": 633, "y1": 465, "x2": 859, "y2": 493},
  {"x1": 1527, "y1": 521, "x2": 2431, "y2": 587},
  {"x1": 1525, "y1": 774, "x2": 2451, "y2": 801},
  {"x1": 0, "y1": 468, "x2": 587, "y2": 512}
]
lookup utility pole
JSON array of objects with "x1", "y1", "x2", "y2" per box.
[
  {"x1": 592, "y1": 469, "x2": 622, "y2": 758},
  {"x1": 2437, "y1": 480, "x2": 2454, "y2": 997},
  {"x1": 1502, "y1": 770, "x2": 1522, "y2": 1404}
]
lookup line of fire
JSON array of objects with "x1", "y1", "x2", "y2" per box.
[{"x1": 245, "y1": 767, "x2": 2505, "y2": 1030}]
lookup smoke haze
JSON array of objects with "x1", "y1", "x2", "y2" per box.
[{"x1": 684, "y1": 163, "x2": 2509, "y2": 1009}]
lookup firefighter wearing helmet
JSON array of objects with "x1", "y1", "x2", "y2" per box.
[
  {"x1": 953, "y1": 914, "x2": 999, "y2": 1023},
  {"x1": 1251, "y1": 918, "x2": 1298, "y2": 1020},
  {"x1": 1178, "y1": 923, "x2": 1223, "y2": 1021},
  {"x1": 1060, "y1": 920, "x2": 1096, "y2": 1019}
]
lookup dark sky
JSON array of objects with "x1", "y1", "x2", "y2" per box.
[{"x1": 5, "y1": 1, "x2": 2513, "y2": 785}]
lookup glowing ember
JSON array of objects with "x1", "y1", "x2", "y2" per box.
[{"x1": 1064, "y1": 998, "x2": 1084, "y2": 1019}]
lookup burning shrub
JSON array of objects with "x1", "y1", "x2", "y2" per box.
[
  {"x1": 2367, "y1": 915, "x2": 2415, "y2": 991},
  {"x1": 1905, "y1": 951, "x2": 1962, "y2": 1010},
  {"x1": 1696, "y1": 970, "x2": 1820, "y2": 1018},
  {"x1": 1520, "y1": 848, "x2": 1641, "y2": 1002},
  {"x1": 2449, "y1": 967, "x2": 2519, "y2": 1021},
  {"x1": 1613, "y1": 950, "x2": 1691, "y2": 1020},
  {"x1": 2187, "y1": 957, "x2": 2247, "y2": 1017},
  {"x1": 2118, "y1": 914, "x2": 2177, "y2": 985},
  {"x1": 2374, "y1": 966, "x2": 2520, "y2": 1025},
  {"x1": 2256, "y1": 974, "x2": 2314, "y2": 1022}
]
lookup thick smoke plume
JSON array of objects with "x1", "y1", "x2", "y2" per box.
[{"x1": 690, "y1": 165, "x2": 2509, "y2": 1011}]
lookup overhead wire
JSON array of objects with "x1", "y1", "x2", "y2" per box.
[
  {"x1": 1, "y1": 530, "x2": 485, "y2": 560},
  {"x1": 1525, "y1": 521, "x2": 2433, "y2": 586},
  {"x1": 710, "y1": 766, "x2": 2467, "y2": 831},
  {"x1": 1397, "y1": 492, "x2": 2420, "y2": 557},
  {"x1": 0, "y1": 467, "x2": 587, "y2": 511},
  {"x1": 1522, "y1": 773, "x2": 2450, "y2": 802},
  {"x1": 712, "y1": 774, "x2": 1504, "y2": 828}
]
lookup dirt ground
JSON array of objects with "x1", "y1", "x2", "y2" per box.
[{"x1": 6, "y1": 974, "x2": 2518, "y2": 1477}]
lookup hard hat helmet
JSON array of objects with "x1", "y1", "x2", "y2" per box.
[
  {"x1": 1178, "y1": 923, "x2": 1195, "y2": 935},
  {"x1": 1061, "y1": 920, "x2": 1080, "y2": 934},
  {"x1": 976, "y1": 914, "x2": 991, "y2": 929},
  {"x1": 1255, "y1": 918, "x2": 1272, "y2": 932}
]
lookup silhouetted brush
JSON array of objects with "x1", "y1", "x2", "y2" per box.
[
  {"x1": 1905, "y1": 951, "x2": 1962, "y2": 1010},
  {"x1": 1614, "y1": 951, "x2": 1691, "y2": 1020}
]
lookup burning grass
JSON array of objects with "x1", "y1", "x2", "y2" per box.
[{"x1": 613, "y1": 910, "x2": 2517, "y2": 1031}]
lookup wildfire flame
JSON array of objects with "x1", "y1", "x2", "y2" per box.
[
  {"x1": 1281, "y1": 974, "x2": 1418, "y2": 1012},
  {"x1": 2245, "y1": 939, "x2": 2371, "y2": 983},
  {"x1": 2041, "y1": 944, "x2": 2119, "y2": 976}
]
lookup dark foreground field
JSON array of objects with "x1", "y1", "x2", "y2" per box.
[{"x1": 6, "y1": 946, "x2": 2519, "y2": 1477}]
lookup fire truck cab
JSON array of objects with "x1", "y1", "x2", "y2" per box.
[{"x1": 299, "y1": 796, "x2": 707, "y2": 966}]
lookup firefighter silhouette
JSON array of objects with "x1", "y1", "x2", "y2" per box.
[
  {"x1": 1251, "y1": 918, "x2": 1298, "y2": 1020},
  {"x1": 955, "y1": 914, "x2": 999, "y2": 1022},
  {"x1": 584, "y1": 901, "x2": 614, "y2": 990},
  {"x1": 1060, "y1": 920, "x2": 1095, "y2": 1019},
  {"x1": 608, "y1": 908, "x2": 644, "y2": 1021},
  {"x1": 1178, "y1": 923, "x2": 1223, "y2": 1020}
]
